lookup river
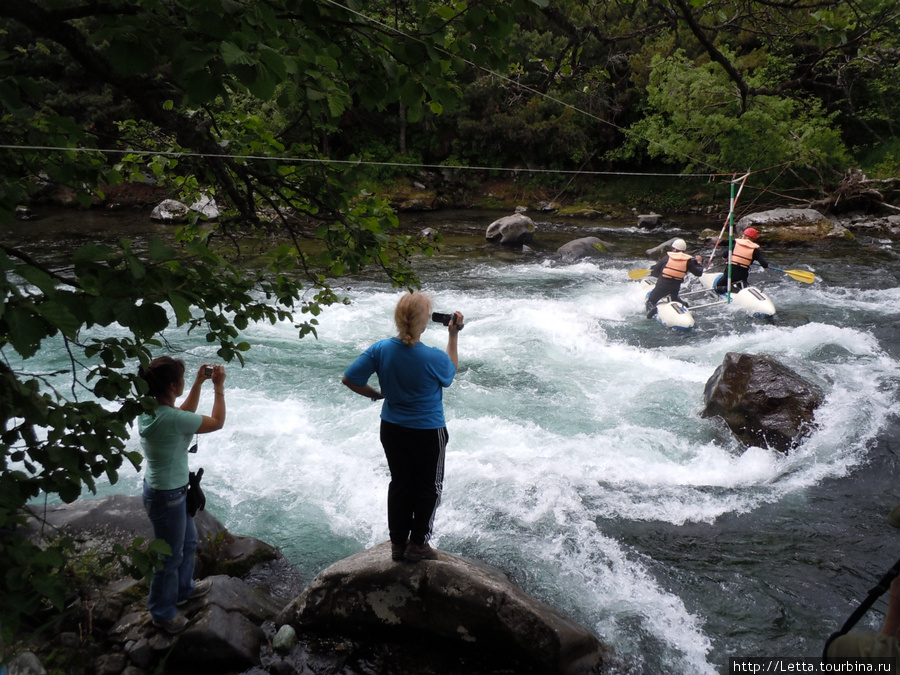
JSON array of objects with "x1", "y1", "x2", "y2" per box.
[{"x1": 10, "y1": 205, "x2": 900, "y2": 673}]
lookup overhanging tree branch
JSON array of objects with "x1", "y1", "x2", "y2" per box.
[
  {"x1": 668, "y1": 0, "x2": 752, "y2": 112},
  {"x1": 0, "y1": 243, "x2": 80, "y2": 288}
]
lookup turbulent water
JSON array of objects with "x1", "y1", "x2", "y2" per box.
[{"x1": 15, "y1": 207, "x2": 900, "y2": 673}]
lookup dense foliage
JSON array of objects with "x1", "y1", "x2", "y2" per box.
[
  {"x1": 1, "y1": 0, "x2": 899, "y2": 650},
  {"x1": 322, "y1": 0, "x2": 900, "y2": 191},
  {"x1": 0, "y1": 0, "x2": 545, "y2": 646}
]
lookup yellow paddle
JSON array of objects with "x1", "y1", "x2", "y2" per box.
[
  {"x1": 632, "y1": 263, "x2": 815, "y2": 283},
  {"x1": 768, "y1": 266, "x2": 815, "y2": 284}
]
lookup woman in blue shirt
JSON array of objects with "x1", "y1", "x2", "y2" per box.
[
  {"x1": 138, "y1": 356, "x2": 226, "y2": 633},
  {"x1": 343, "y1": 292, "x2": 463, "y2": 563}
]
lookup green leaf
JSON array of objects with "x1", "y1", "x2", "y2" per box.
[
  {"x1": 167, "y1": 292, "x2": 194, "y2": 326},
  {"x1": 16, "y1": 266, "x2": 57, "y2": 295},
  {"x1": 126, "y1": 254, "x2": 146, "y2": 280},
  {"x1": 181, "y1": 71, "x2": 223, "y2": 105},
  {"x1": 327, "y1": 93, "x2": 346, "y2": 118},
  {"x1": 0, "y1": 80, "x2": 25, "y2": 114},
  {"x1": 4, "y1": 306, "x2": 53, "y2": 358},
  {"x1": 117, "y1": 302, "x2": 170, "y2": 339},
  {"x1": 73, "y1": 243, "x2": 114, "y2": 265},
  {"x1": 246, "y1": 71, "x2": 278, "y2": 100},
  {"x1": 256, "y1": 46, "x2": 288, "y2": 80},
  {"x1": 34, "y1": 301, "x2": 80, "y2": 339},
  {"x1": 220, "y1": 41, "x2": 255, "y2": 67},
  {"x1": 148, "y1": 238, "x2": 175, "y2": 261}
]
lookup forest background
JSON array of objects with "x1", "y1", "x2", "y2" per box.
[{"x1": 2, "y1": 0, "x2": 900, "y2": 654}]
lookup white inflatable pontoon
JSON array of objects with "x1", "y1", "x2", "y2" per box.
[
  {"x1": 640, "y1": 277, "x2": 695, "y2": 330},
  {"x1": 695, "y1": 272, "x2": 776, "y2": 318}
]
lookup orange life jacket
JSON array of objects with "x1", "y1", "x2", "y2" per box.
[
  {"x1": 661, "y1": 251, "x2": 691, "y2": 280},
  {"x1": 731, "y1": 238, "x2": 759, "y2": 268}
]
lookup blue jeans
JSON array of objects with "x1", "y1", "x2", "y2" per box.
[{"x1": 142, "y1": 480, "x2": 198, "y2": 622}]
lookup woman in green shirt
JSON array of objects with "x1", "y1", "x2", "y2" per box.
[{"x1": 138, "y1": 356, "x2": 226, "y2": 634}]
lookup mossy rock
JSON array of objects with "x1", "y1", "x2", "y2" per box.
[{"x1": 556, "y1": 204, "x2": 605, "y2": 218}]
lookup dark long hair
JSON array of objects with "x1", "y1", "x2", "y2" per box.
[{"x1": 138, "y1": 356, "x2": 185, "y2": 398}]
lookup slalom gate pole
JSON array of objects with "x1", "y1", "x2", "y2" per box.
[
  {"x1": 725, "y1": 178, "x2": 735, "y2": 303},
  {"x1": 705, "y1": 172, "x2": 749, "y2": 273}
]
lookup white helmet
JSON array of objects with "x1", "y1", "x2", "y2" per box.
[{"x1": 671, "y1": 238, "x2": 687, "y2": 251}]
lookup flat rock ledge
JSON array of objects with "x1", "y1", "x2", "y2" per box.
[
  {"x1": 14, "y1": 496, "x2": 613, "y2": 674},
  {"x1": 277, "y1": 543, "x2": 611, "y2": 675}
]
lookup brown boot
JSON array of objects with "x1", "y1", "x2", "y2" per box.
[
  {"x1": 404, "y1": 542, "x2": 439, "y2": 562},
  {"x1": 391, "y1": 542, "x2": 407, "y2": 562}
]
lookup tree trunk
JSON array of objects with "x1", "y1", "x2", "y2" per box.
[{"x1": 399, "y1": 102, "x2": 406, "y2": 156}]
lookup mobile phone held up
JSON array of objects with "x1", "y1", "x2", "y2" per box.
[
  {"x1": 204, "y1": 365, "x2": 213, "y2": 376},
  {"x1": 431, "y1": 312, "x2": 464, "y2": 330}
]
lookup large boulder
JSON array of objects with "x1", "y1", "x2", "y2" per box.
[
  {"x1": 645, "y1": 237, "x2": 687, "y2": 258},
  {"x1": 276, "y1": 542, "x2": 610, "y2": 675},
  {"x1": 736, "y1": 208, "x2": 851, "y2": 241},
  {"x1": 150, "y1": 198, "x2": 190, "y2": 222},
  {"x1": 22, "y1": 495, "x2": 294, "y2": 674},
  {"x1": 556, "y1": 237, "x2": 616, "y2": 263},
  {"x1": 109, "y1": 575, "x2": 283, "y2": 671},
  {"x1": 701, "y1": 352, "x2": 824, "y2": 453},
  {"x1": 150, "y1": 195, "x2": 220, "y2": 223},
  {"x1": 637, "y1": 213, "x2": 662, "y2": 229},
  {"x1": 485, "y1": 213, "x2": 536, "y2": 246},
  {"x1": 25, "y1": 493, "x2": 277, "y2": 577},
  {"x1": 190, "y1": 194, "x2": 220, "y2": 220}
]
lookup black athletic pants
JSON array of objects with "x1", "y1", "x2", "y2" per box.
[
  {"x1": 646, "y1": 277, "x2": 683, "y2": 314},
  {"x1": 714, "y1": 265, "x2": 749, "y2": 293},
  {"x1": 380, "y1": 420, "x2": 447, "y2": 546}
]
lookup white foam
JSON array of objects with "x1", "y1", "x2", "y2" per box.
[{"x1": 65, "y1": 258, "x2": 898, "y2": 673}]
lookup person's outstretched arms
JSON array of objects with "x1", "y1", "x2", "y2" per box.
[
  {"x1": 445, "y1": 311, "x2": 463, "y2": 369},
  {"x1": 196, "y1": 365, "x2": 226, "y2": 433},
  {"x1": 180, "y1": 364, "x2": 212, "y2": 413}
]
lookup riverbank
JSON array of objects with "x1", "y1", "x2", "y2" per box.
[
  {"x1": 32, "y1": 169, "x2": 897, "y2": 241},
  {"x1": 32, "y1": 172, "x2": 754, "y2": 221},
  {"x1": 376, "y1": 172, "x2": 736, "y2": 217}
]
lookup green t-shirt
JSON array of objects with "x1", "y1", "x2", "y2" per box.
[
  {"x1": 827, "y1": 633, "x2": 900, "y2": 673},
  {"x1": 139, "y1": 406, "x2": 203, "y2": 490}
]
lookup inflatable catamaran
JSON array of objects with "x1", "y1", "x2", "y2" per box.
[
  {"x1": 635, "y1": 173, "x2": 779, "y2": 330},
  {"x1": 633, "y1": 173, "x2": 815, "y2": 330},
  {"x1": 639, "y1": 272, "x2": 776, "y2": 330}
]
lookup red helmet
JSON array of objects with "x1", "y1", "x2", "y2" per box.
[{"x1": 743, "y1": 227, "x2": 759, "y2": 239}]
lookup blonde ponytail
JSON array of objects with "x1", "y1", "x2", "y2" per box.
[{"x1": 394, "y1": 292, "x2": 432, "y2": 346}]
